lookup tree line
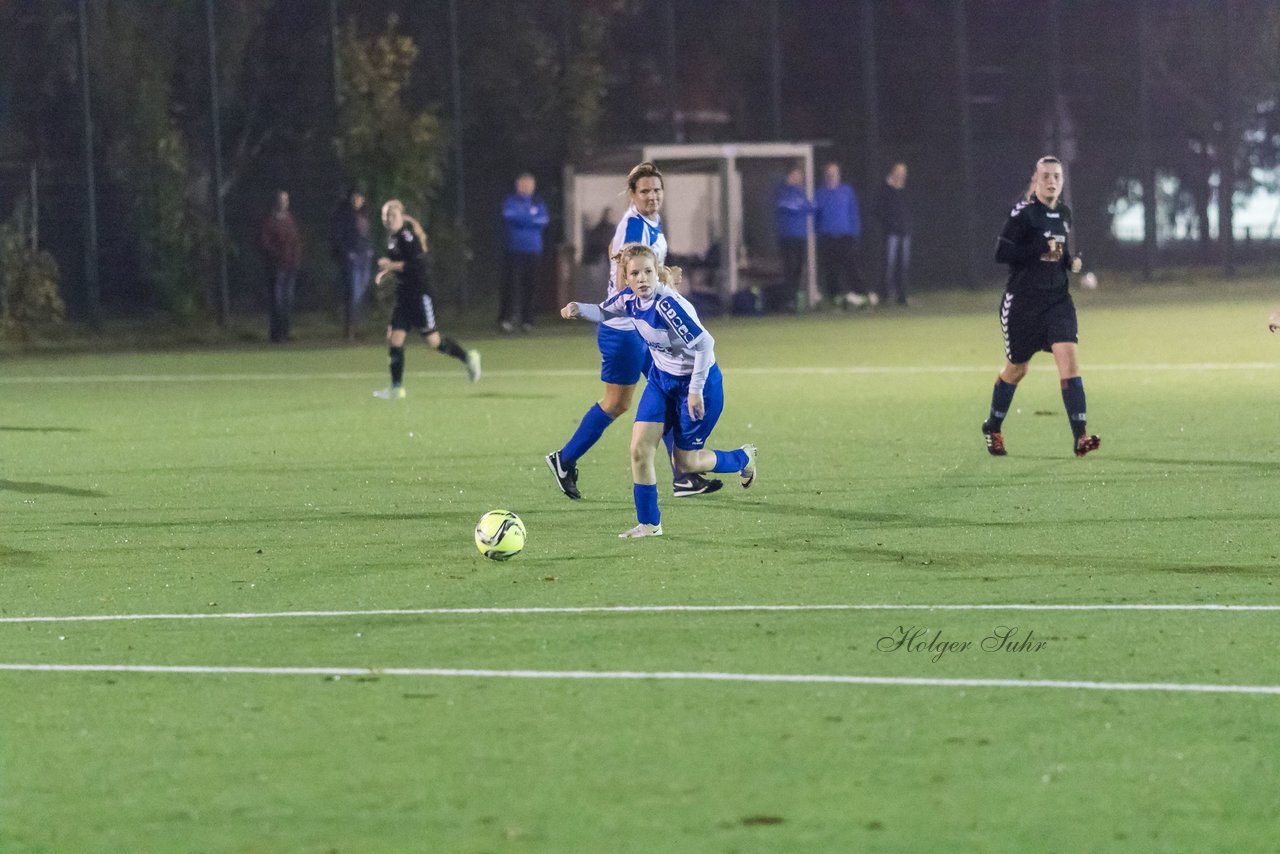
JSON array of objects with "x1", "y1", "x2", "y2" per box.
[{"x1": 0, "y1": 0, "x2": 1276, "y2": 328}]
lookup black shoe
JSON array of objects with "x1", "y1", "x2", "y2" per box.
[
  {"x1": 982, "y1": 422, "x2": 1007, "y2": 456},
  {"x1": 546, "y1": 451, "x2": 581, "y2": 500},
  {"x1": 672, "y1": 472, "x2": 724, "y2": 497}
]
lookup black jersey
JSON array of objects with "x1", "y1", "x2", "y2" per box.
[
  {"x1": 995, "y1": 196, "x2": 1073, "y2": 297},
  {"x1": 387, "y1": 224, "x2": 431, "y2": 298}
]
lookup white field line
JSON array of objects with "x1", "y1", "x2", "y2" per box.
[
  {"x1": 0, "y1": 362, "x2": 1278, "y2": 384},
  {"x1": 0, "y1": 662, "x2": 1276, "y2": 695},
  {"x1": 2, "y1": 603, "x2": 1279, "y2": 625}
]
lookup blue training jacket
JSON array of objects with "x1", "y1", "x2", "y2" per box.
[
  {"x1": 503, "y1": 194, "x2": 550, "y2": 254},
  {"x1": 775, "y1": 182, "x2": 815, "y2": 239},
  {"x1": 814, "y1": 183, "x2": 861, "y2": 237}
]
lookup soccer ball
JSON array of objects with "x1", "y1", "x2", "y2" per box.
[{"x1": 474, "y1": 510, "x2": 526, "y2": 561}]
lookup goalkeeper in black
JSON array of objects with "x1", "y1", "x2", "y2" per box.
[{"x1": 980, "y1": 156, "x2": 1100, "y2": 458}]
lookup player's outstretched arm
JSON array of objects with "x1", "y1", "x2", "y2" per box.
[{"x1": 562, "y1": 302, "x2": 610, "y2": 324}]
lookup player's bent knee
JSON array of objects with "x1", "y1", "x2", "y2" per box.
[
  {"x1": 600, "y1": 388, "x2": 634, "y2": 419},
  {"x1": 1003, "y1": 363, "x2": 1029, "y2": 383}
]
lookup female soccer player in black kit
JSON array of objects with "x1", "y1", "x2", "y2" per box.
[
  {"x1": 373, "y1": 200, "x2": 480, "y2": 398},
  {"x1": 981, "y1": 156, "x2": 1100, "y2": 457}
]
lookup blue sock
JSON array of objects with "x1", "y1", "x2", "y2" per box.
[
  {"x1": 1060, "y1": 376, "x2": 1087, "y2": 439},
  {"x1": 986, "y1": 377, "x2": 1017, "y2": 431},
  {"x1": 712, "y1": 449, "x2": 748, "y2": 473},
  {"x1": 633, "y1": 483, "x2": 660, "y2": 526},
  {"x1": 663, "y1": 429, "x2": 680, "y2": 478},
  {"x1": 561, "y1": 403, "x2": 615, "y2": 465}
]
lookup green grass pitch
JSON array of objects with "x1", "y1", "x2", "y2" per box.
[{"x1": 2, "y1": 278, "x2": 1279, "y2": 852}]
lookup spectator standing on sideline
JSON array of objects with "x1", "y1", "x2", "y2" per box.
[
  {"x1": 775, "y1": 165, "x2": 814, "y2": 300},
  {"x1": 579, "y1": 208, "x2": 616, "y2": 302},
  {"x1": 259, "y1": 189, "x2": 302, "y2": 343},
  {"x1": 583, "y1": 207, "x2": 616, "y2": 279},
  {"x1": 876, "y1": 161, "x2": 912, "y2": 306},
  {"x1": 330, "y1": 185, "x2": 374, "y2": 340},
  {"x1": 499, "y1": 172, "x2": 550, "y2": 333},
  {"x1": 814, "y1": 162, "x2": 874, "y2": 309}
]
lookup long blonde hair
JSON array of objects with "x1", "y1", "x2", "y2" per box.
[
  {"x1": 614, "y1": 242, "x2": 674, "y2": 288},
  {"x1": 382, "y1": 199, "x2": 429, "y2": 249}
]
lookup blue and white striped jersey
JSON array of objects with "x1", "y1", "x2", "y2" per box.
[
  {"x1": 577, "y1": 285, "x2": 715, "y2": 394},
  {"x1": 604, "y1": 205, "x2": 668, "y2": 331}
]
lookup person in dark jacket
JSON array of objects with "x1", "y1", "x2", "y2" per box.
[
  {"x1": 775, "y1": 165, "x2": 814, "y2": 299},
  {"x1": 876, "y1": 161, "x2": 912, "y2": 306},
  {"x1": 259, "y1": 189, "x2": 302, "y2": 343},
  {"x1": 498, "y1": 172, "x2": 550, "y2": 333},
  {"x1": 980, "y1": 155, "x2": 1099, "y2": 459},
  {"x1": 331, "y1": 185, "x2": 374, "y2": 340},
  {"x1": 582, "y1": 206, "x2": 616, "y2": 281}
]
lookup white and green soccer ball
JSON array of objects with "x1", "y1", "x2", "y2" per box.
[{"x1": 474, "y1": 510, "x2": 526, "y2": 561}]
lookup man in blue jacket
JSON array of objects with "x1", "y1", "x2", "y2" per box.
[
  {"x1": 499, "y1": 172, "x2": 551, "y2": 333},
  {"x1": 775, "y1": 165, "x2": 814, "y2": 303},
  {"x1": 814, "y1": 161, "x2": 874, "y2": 309}
]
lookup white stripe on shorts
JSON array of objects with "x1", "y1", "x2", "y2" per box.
[
  {"x1": 1000, "y1": 292, "x2": 1014, "y2": 362},
  {"x1": 422, "y1": 294, "x2": 437, "y2": 332}
]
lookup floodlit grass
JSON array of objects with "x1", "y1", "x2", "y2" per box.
[{"x1": 2, "y1": 279, "x2": 1279, "y2": 851}]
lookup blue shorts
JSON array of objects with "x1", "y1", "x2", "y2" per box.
[
  {"x1": 597, "y1": 324, "x2": 651, "y2": 385},
  {"x1": 635, "y1": 363, "x2": 724, "y2": 451}
]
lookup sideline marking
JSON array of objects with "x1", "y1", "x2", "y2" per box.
[
  {"x1": 0, "y1": 663, "x2": 1277, "y2": 695},
  {"x1": 1, "y1": 363, "x2": 1278, "y2": 384},
  {"x1": 2, "y1": 603, "x2": 1279, "y2": 625}
]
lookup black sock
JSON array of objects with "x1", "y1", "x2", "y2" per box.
[
  {"x1": 986, "y1": 377, "x2": 1017, "y2": 431},
  {"x1": 389, "y1": 346, "x2": 405, "y2": 386},
  {"x1": 1061, "y1": 376, "x2": 1087, "y2": 439},
  {"x1": 436, "y1": 336, "x2": 467, "y2": 362}
]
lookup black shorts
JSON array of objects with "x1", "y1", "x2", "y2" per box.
[
  {"x1": 1000, "y1": 291, "x2": 1077, "y2": 364},
  {"x1": 390, "y1": 291, "x2": 438, "y2": 335}
]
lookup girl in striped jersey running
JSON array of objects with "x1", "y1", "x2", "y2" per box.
[
  {"x1": 546, "y1": 161, "x2": 722, "y2": 501},
  {"x1": 561, "y1": 243, "x2": 756, "y2": 539}
]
